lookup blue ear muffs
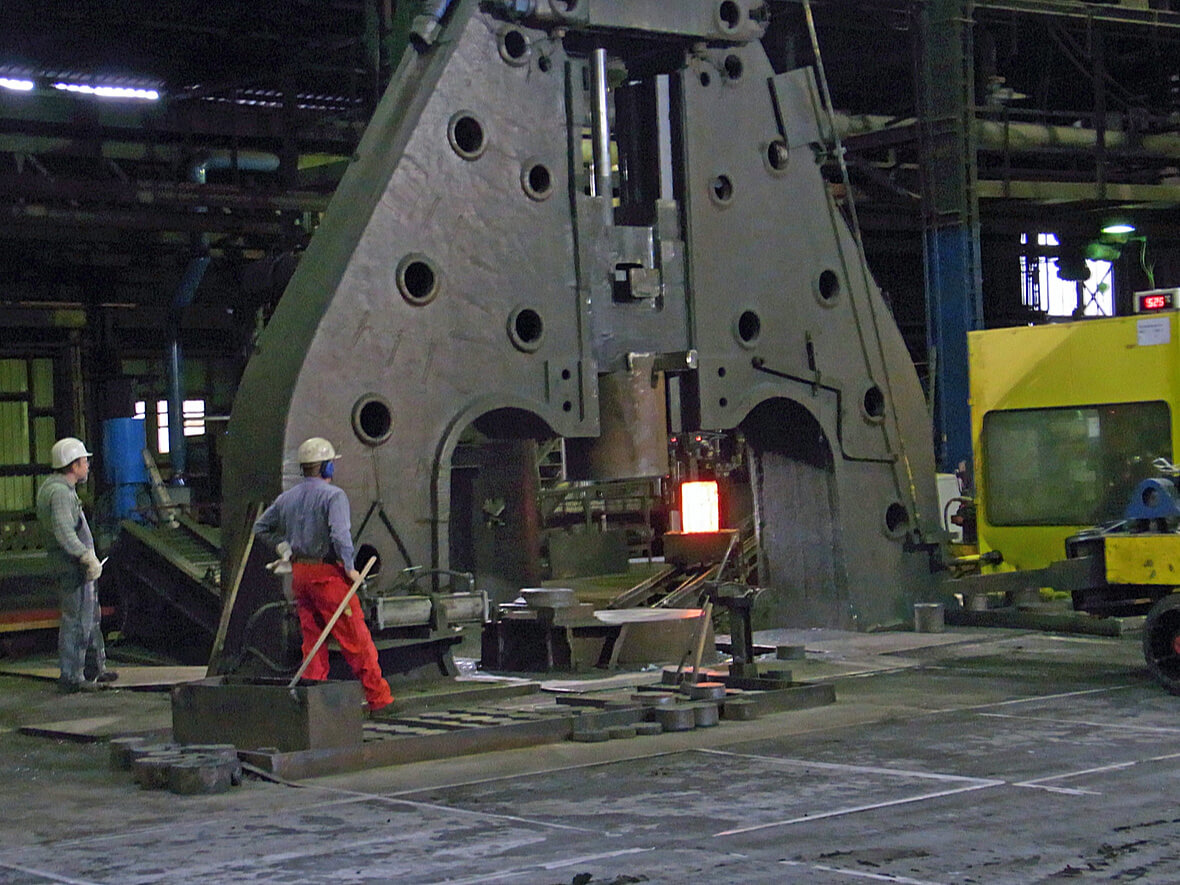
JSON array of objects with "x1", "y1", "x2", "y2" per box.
[{"x1": 320, "y1": 460, "x2": 335, "y2": 480}]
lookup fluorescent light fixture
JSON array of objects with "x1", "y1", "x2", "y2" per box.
[
  {"x1": 1101, "y1": 222, "x2": 1136, "y2": 235},
  {"x1": 52, "y1": 81, "x2": 159, "y2": 101},
  {"x1": 0, "y1": 77, "x2": 34, "y2": 92}
]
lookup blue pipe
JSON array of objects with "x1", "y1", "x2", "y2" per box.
[
  {"x1": 167, "y1": 150, "x2": 279, "y2": 482},
  {"x1": 167, "y1": 255, "x2": 210, "y2": 483}
]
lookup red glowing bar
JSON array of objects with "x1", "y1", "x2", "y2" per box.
[{"x1": 681, "y1": 480, "x2": 720, "y2": 533}]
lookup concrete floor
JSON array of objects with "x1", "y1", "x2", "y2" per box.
[{"x1": 0, "y1": 627, "x2": 1175, "y2": 884}]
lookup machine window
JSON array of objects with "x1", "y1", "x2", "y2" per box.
[{"x1": 983, "y1": 401, "x2": 1172, "y2": 526}]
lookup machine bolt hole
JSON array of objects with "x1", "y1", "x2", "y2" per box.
[
  {"x1": 717, "y1": 366, "x2": 727, "y2": 378},
  {"x1": 522, "y1": 160, "x2": 553, "y2": 200},
  {"x1": 766, "y1": 139, "x2": 789, "y2": 172},
  {"x1": 885, "y1": 502, "x2": 909, "y2": 535},
  {"x1": 718, "y1": 0, "x2": 742, "y2": 30},
  {"x1": 561, "y1": 368, "x2": 572, "y2": 380},
  {"x1": 397, "y1": 254, "x2": 441, "y2": 305},
  {"x1": 711, "y1": 174, "x2": 733, "y2": 204},
  {"x1": 538, "y1": 55, "x2": 552, "y2": 72},
  {"x1": 352, "y1": 395, "x2": 394, "y2": 446},
  {"x1": 724, "y1": 54, "x2": 743, "y2": 79},
  {"x1": 817, "y1": 268, "x2": 841, "y2": 302},
  {"x1": 448, "y1": 112, "x2": 486, "y2": 160},
  {"x1": 508, "y1": 307, "x2": 544, "y2": 352},
  {"x1": 863, "y1": 385, "x2": 885, "y2": 420},
  {"x1": 699, "y1": 71, "x2": 712, "y2": 88},
  {"x1": 500, "y1": 28, "x2": 529, "y2": 65},
  {"x1": 737, "y1": 309, "x2": 761, "y2": 344},
  {"x1": 719, "y1": 397, "x2": 729, "y2": 408},
  {"x1": 562, "y1": 400, "x2": 572, "y2": 412}
]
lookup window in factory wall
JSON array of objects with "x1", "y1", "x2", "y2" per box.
[
  {"x1": 135, "y1": 399, "x2": 206, "y2": 455},
  {"x1": 1020, "y1": 233, "x2": 1114, "y2": 317}
]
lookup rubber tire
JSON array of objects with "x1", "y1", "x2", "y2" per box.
[{"x1": 1143, "y1": 593, "x2": 1180, "y2": 695}]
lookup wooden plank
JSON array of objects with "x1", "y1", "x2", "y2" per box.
[{"x1": 206, "y1": 502, "x2": 263, "y2": 675}]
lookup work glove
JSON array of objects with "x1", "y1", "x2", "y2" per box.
[
  {"x1": 265, "y1": 540, "x2": 293, "y2": 575},
  {"x1": 80, "y1": 549, "x2": 103, "y2": 582}
]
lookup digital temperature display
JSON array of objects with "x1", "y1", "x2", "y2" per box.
[{"x1": 1135, "y1": 289, "x2": 1178, "y2": 313}]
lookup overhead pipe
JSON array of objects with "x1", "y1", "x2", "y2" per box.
[
  {"x1": 166, "y1": 150, "x2": 280, "y2": 482},
  {"x1": 833, "y1": 112, "x2": 1180, "y2": 160}
]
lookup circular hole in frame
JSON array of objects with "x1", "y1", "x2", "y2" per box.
[
  {"x1": 815, "y1": 268, "x2": 842, "y2": 306},
  {"x1": 717, "y1": 0, "x2": 743, "y2": 31},
  {"x1": 448, "y1": 111, "x2": 487, "y2": 160},
  {"x1": 508, "y1": 307, "x2": 544, "y2": 352},
  {"x1": 884, "y1": 502, "x2": 910, "y2": 536},
  {"x1": 736, "y1": 310, "x2": 761, "y2": 347},
  {"x1": 352, "y1": 394, "x2": 394, "y2": 446},
  {"x1": 396, "y1": 253, "x2": 441, "y2": 305},
  {"x1": 521, "y1": 160, "x2": 554, "y2": 201},
  {"x1": 765, "y1": 139, "x2": 789, "y2": 174},
  {"x1": 710, "y1": 174, "x2": 734, "y2": 205},
  {"x1": 862, "y1": 385, "x2": 886, "y2": 421},
  {"x1": 499, "y1": 28, "x2": 530, "y2": 66}
]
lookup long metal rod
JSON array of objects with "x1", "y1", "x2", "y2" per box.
[
  {"x1": 287, "y1": 556, "x2": 377, "y2": 689},
  {"x1": 590, "y1": 47, "x2": 613, "y2": 222},
  {"x1": 690, "y1": 600, "x2": 714, "y2": 682}
]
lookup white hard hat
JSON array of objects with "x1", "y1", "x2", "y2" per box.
[
  {"x1": 297, "y1": 437, "x2": 340, "y2": 464},
  {"x1": 51, "y1": 437, "x2": 93, "y2": 470}
]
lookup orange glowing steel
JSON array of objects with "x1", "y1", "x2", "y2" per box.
[{"x1": 681, "y1": 481, "x2": 720, "y2": 533}]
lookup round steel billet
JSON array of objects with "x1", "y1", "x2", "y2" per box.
[
  {"x1": 631, "y1": 693, "x2": 675, "y2": 706},
  {"x1": 607, "y1": 725, "x2": 637, "y2": 740},
  {"x1": 520, "y1": 588, "x2": 576, "y2": 608},
  {"x1": 168, "y1": 758, "x2": 236, "y2": 795},
  {"x1": 681, "y1": 681, "x2": 726, "y2": 701},
  {"x1": 182, "y1": 744, "x2": 239, "y2": 763},
  {"x1": 654, "y1": 706, "x2": 695, "y2": 732},
  {"x1": 572, "y1": 713, "x2": 605, "y2": 732},
  {"x1": 913, "y1": 602, "x2": 945, "y2": 633},
  {"x1": 132, "y1": 754, "x2": 187, "y2": 790},
  {"x1": 128, "y1": 743, "x2": 179, "y2": 761},
  {"x1": 108, "y1": 736, "x2": 146, "y2": 771},
  {"x1": 692, "y1": 703, "x2": 720, "y2": 728},
  {"x1": 187, "y1": 751, "x2": 243, "y2": 785},
  {"x1": 570, "y1": 728, "x2": 610, "y2": 743},
  {"x1": 776, "y1": 644, "x2": 806, "y2": 660},
  {"x1": 634, "y1": 721, "x2": 663, "y2": 736},
  {"x1": 721, "y1": 698, "x2": 759, "y2": 721}
]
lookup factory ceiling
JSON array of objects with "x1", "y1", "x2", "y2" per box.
[{"x1": 0, "y1": 0, "x2": 1177, "y2": 345}]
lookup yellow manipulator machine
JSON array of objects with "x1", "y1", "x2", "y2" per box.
[{"x1": 969, "y1": 302, "x2": 1180, "y2": 692}]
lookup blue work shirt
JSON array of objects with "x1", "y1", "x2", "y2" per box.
[{"x1": 253, "y1": 477, "x2": 356, "y2": 571}]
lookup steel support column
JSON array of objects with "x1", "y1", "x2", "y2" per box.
[{"x1": 919, "y1": 0, "x2": 982, "y2": 474}]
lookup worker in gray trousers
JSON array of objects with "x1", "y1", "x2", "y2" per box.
[{"x1": 36, "y1": 437, "x2": 118, "y2": 693}]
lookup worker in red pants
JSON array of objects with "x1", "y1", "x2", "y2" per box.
[{"x1": 253, "y1": 437, "x2": 393, "y2": 713}]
